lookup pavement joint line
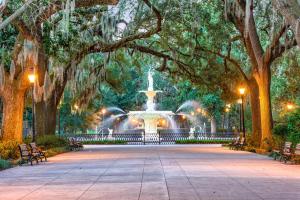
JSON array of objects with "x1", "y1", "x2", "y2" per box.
[
  {"x1": 212, "y1": 161, "x2": 265, "y2": 200},
  {"x1": 17, "y1": 161, "x2": 84, "y2": 200},
  {"x1": 175, "y1": 160, "x2": 203, "y2": 200},
  {"x1": 76, "y1": 157, "x2": 119, "y2": 200},
  {"x1": 157, "y1": 148, "x2": 171, "y2": 200},
  {"x1": 137, "y1": 158, "x2": 146, "y2": 200}
]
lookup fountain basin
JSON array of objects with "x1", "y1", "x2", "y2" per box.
[{"x1": 128, "y1": 110, "x2": 174, "y2": 142}]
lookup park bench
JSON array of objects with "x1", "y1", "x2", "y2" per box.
[
  {"x1": 29, "y1": 143, "x2": 47, "y2": 162},
  {"x1": 281, "y1": 142, "x2": 293, "y2": 163},
  {"x1": 234, "y1": 137, "x2": 246, "y2": 150},
  {"x1": 292, "y1": 144, "x2": 300, "y2": 164},
  {"x1": 68, "y1": 138, "x2": 83, "y2": 151},
  {"x1": 18, "y1": 144, "x2": 39, "y2": 166},
  {"x1": 229, "y1": 136, "x2": 240, "y2": 150},
  {"x1": 282, "y1": 143, "x2": 300, "y2": 164},
  {"x1": 271, "y1": 141, "x2": 291, "y2": 161}
]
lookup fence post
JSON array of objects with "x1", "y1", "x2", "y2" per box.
[
  {"x1": 143, "y1": 131, "x2": 146, "y2": 145},
  {"x1": 159, "y1": 131, "x2": 161, "y2": 145}
]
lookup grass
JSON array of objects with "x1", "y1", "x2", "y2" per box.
[
  {"x1": 82, "y1": 140, "x2": 128, "y2": 145},
  {"x1": 46, "y1": 147, "x2": 70, "y2": 157},
  {"x1": 175, "y1": 139, "x2": 233, "y2": 144}
]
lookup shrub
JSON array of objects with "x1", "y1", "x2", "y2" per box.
[
  {"x1": 0, "y1": 159, "x2": 11, "y2": 170},
  {"x1": 271, "y1": 123, "x2": 289, "y2": 150},
  {"x1": 287, "y1": 108, "x2": 300, "y2": 146},
  {"x1": 0, "y1": 140, "x2": 19, "y2": 160},
  {"x1": 36, "y1": 135, "x2": 68, "y2": 149},
  {"x1": 175, "y1": 139, "x2": 232, "y2": 144},
  {"x1": 273, "y1": 123, "x2": 288, "y2": 138},
  {"x1": 82, "y1": 140, "x2": 127, "y2": 145}
]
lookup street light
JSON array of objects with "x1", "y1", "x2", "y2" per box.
[
  {"x1": 287, "y1": 103, "x2": 295, "y2": 111},
  {"x1": 101, "y1": 108, "x2": 106, "y2": 128},
  {"x1": 57, "y1": 100, "x2": 63, "y2": 136},
  {"x1": 28, "y1": 73, "x2": 36, "y2": 142},
  {"x1": 239, "y1": 87, "x2": 246, "y2": 139}
]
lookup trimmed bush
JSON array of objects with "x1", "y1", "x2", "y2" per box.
[
  {"x1": 175, "y1": 139, "x2": 232, "y2": 144},
  {"x1": 46, "y1": 147, "x2": 69, "y2": 157},
  {"x1": 36, "y1": 135, "x2": 68, "y2": 149},
  {"x1": 82, "y1": 140, "x2": 127, "y2": 145}
]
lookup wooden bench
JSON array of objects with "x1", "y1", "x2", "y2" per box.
[
  {"x1": 234, "y1": 137, "x2": 245, "y2": 150},
  {"x1": 69, "y1": 138, "x2": 83, "y2": 151},
  {"x1": 229, "y1": 136, "x2": 240, "y2": 150},
  {"x1": 281, "y1": 142, "x2": 293, "y2": 163},
  {"x1": 18, "y1": 144, "x2": 39, "y2": 166},
  {"x1": 29, "y1": 143, "x2": 47, "y2": 162},
  {"x1": 283, "y1": 143, "x2": 300, "y2": 163},
  {"x1": 289, "y1": 143, "x2": 300, "y2": 164},
  {"x1": 271, "y1": 142, "x2": 291, "y2": 161}
]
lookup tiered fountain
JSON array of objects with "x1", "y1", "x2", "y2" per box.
[{"x1": 128, "y1": 70, "x2": 174, "y2": 142}]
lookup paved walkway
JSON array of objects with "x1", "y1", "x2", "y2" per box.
[{"x1": 0, "y1": 145, "x2": 300, "y2": 200}]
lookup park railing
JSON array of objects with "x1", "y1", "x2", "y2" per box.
[{"x1": 64, "y1": 130, "x2": 238, "y2": 145}]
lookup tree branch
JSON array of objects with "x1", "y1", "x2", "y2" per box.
[
  {"x1": 195, "y1": 46, "x2": 249, "y2": 82},
  {"x1": 88, "y1": 0, "x2": 162, "y2": 52},
  {"x1": 36, "y1": 0, "x2": 119, "y2": 27},
  {"x1": 0, "y1": 0, "x2": 36, "y2": 30}
]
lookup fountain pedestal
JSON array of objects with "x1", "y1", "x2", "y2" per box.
[{"x1": 127, "y1": 69, "x2": 174, "y2": 142}]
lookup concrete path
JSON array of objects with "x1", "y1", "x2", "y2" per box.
[{"x1": 0, "y1": 145, "x2": 300, "y2": 200}]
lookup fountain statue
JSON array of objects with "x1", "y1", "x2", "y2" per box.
[
  {"x1": 128, "y1": 69, "x2": 174, "y2": 142},
  {"x1": 107, "y1": 128, "x2": 114, "y2": 140},
  {"x1": 189, "y1": 127, "x2": 195, "y2": 139}
]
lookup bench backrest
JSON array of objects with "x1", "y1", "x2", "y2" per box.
[
  {"x1": 294, "y1": 144, "x2": 300, "y2": 155},
  {"x1": 19, "y1": 144, "x2": 30, "y2": 157},
  {"x1": 233, "y1": 136, "x2": 240, "y2": 144},
  {"x1": 29, "y1": 143, "x2": 39, "y2": 153},
  {"x1": 69, "y1": 137, "x2": 76, "y2": 144},
  {"x1": 283, "y1": 142, "x2": 292, "y2": 153},
  {"x1": 240, "y1": 137, "x2": 245, "y2": 145}
]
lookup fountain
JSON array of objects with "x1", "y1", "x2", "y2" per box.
[
  {"x1": 128, "y1": 69, "x2": 174, "y2": 142},
  {"x1": 95, "y1": 69, "x2": 210, "y2": 143}
]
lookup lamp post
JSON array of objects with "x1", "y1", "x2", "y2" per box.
[
  {"x1": 225, "y1": 104, "x2": 230, "y2": 132},
  {"x1": 28, "y1": 73, "x2": 36, "y2": 142},
  {"x1": 286, "y1": 103, "x2": 295, "y2": 111},
  {"x1": 239, "y1": 87, "x2": 246, "y2": 139},
  {"x1": 101, "y1": 108, "x2": 106, "y2": 126},
  {"x1": 57, "y1": 100, "x2": 62, "y2": 136}
]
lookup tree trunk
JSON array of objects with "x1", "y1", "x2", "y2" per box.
[
  {"x1": 44, "y1": 95, "x2": 57, "y2": 135},
  {"x1": 210, "y1": 116, "x2": 217, "y2": 134},
  {"x1": 35, "y1": 78, "x2": 66, "y2": 136},
  {"x1": 257, "y1": 67, "x2": 273, "y2": 149},
  {"x1": 34, "y1": 101, "x2": 45, "y2": 136},
  {"x1": 1, "y1": 82, "x2": 26, "y2": 142},
  {"x1": 35, "y1": 93, "x2": 58, "y2": 136},
  {"x1": 248, "y1": 78, "x2": 262, "y2": 147}
]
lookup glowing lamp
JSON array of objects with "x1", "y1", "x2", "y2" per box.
[
  {"x1": 287, "y1": 103, "x2": 295, "y2": 111},
  {"x1": 239, "y1": 87, "x2": 246, "y2": 95},
  {"x1": 28, "y1": 74, "x2": 36, "y2": 83},
  {"x1": 101, "y1": 108, "x2": 107, "y2": 114},
  {"x1": 74, "y1": 104, "x2": 79, "y2": 110}
]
